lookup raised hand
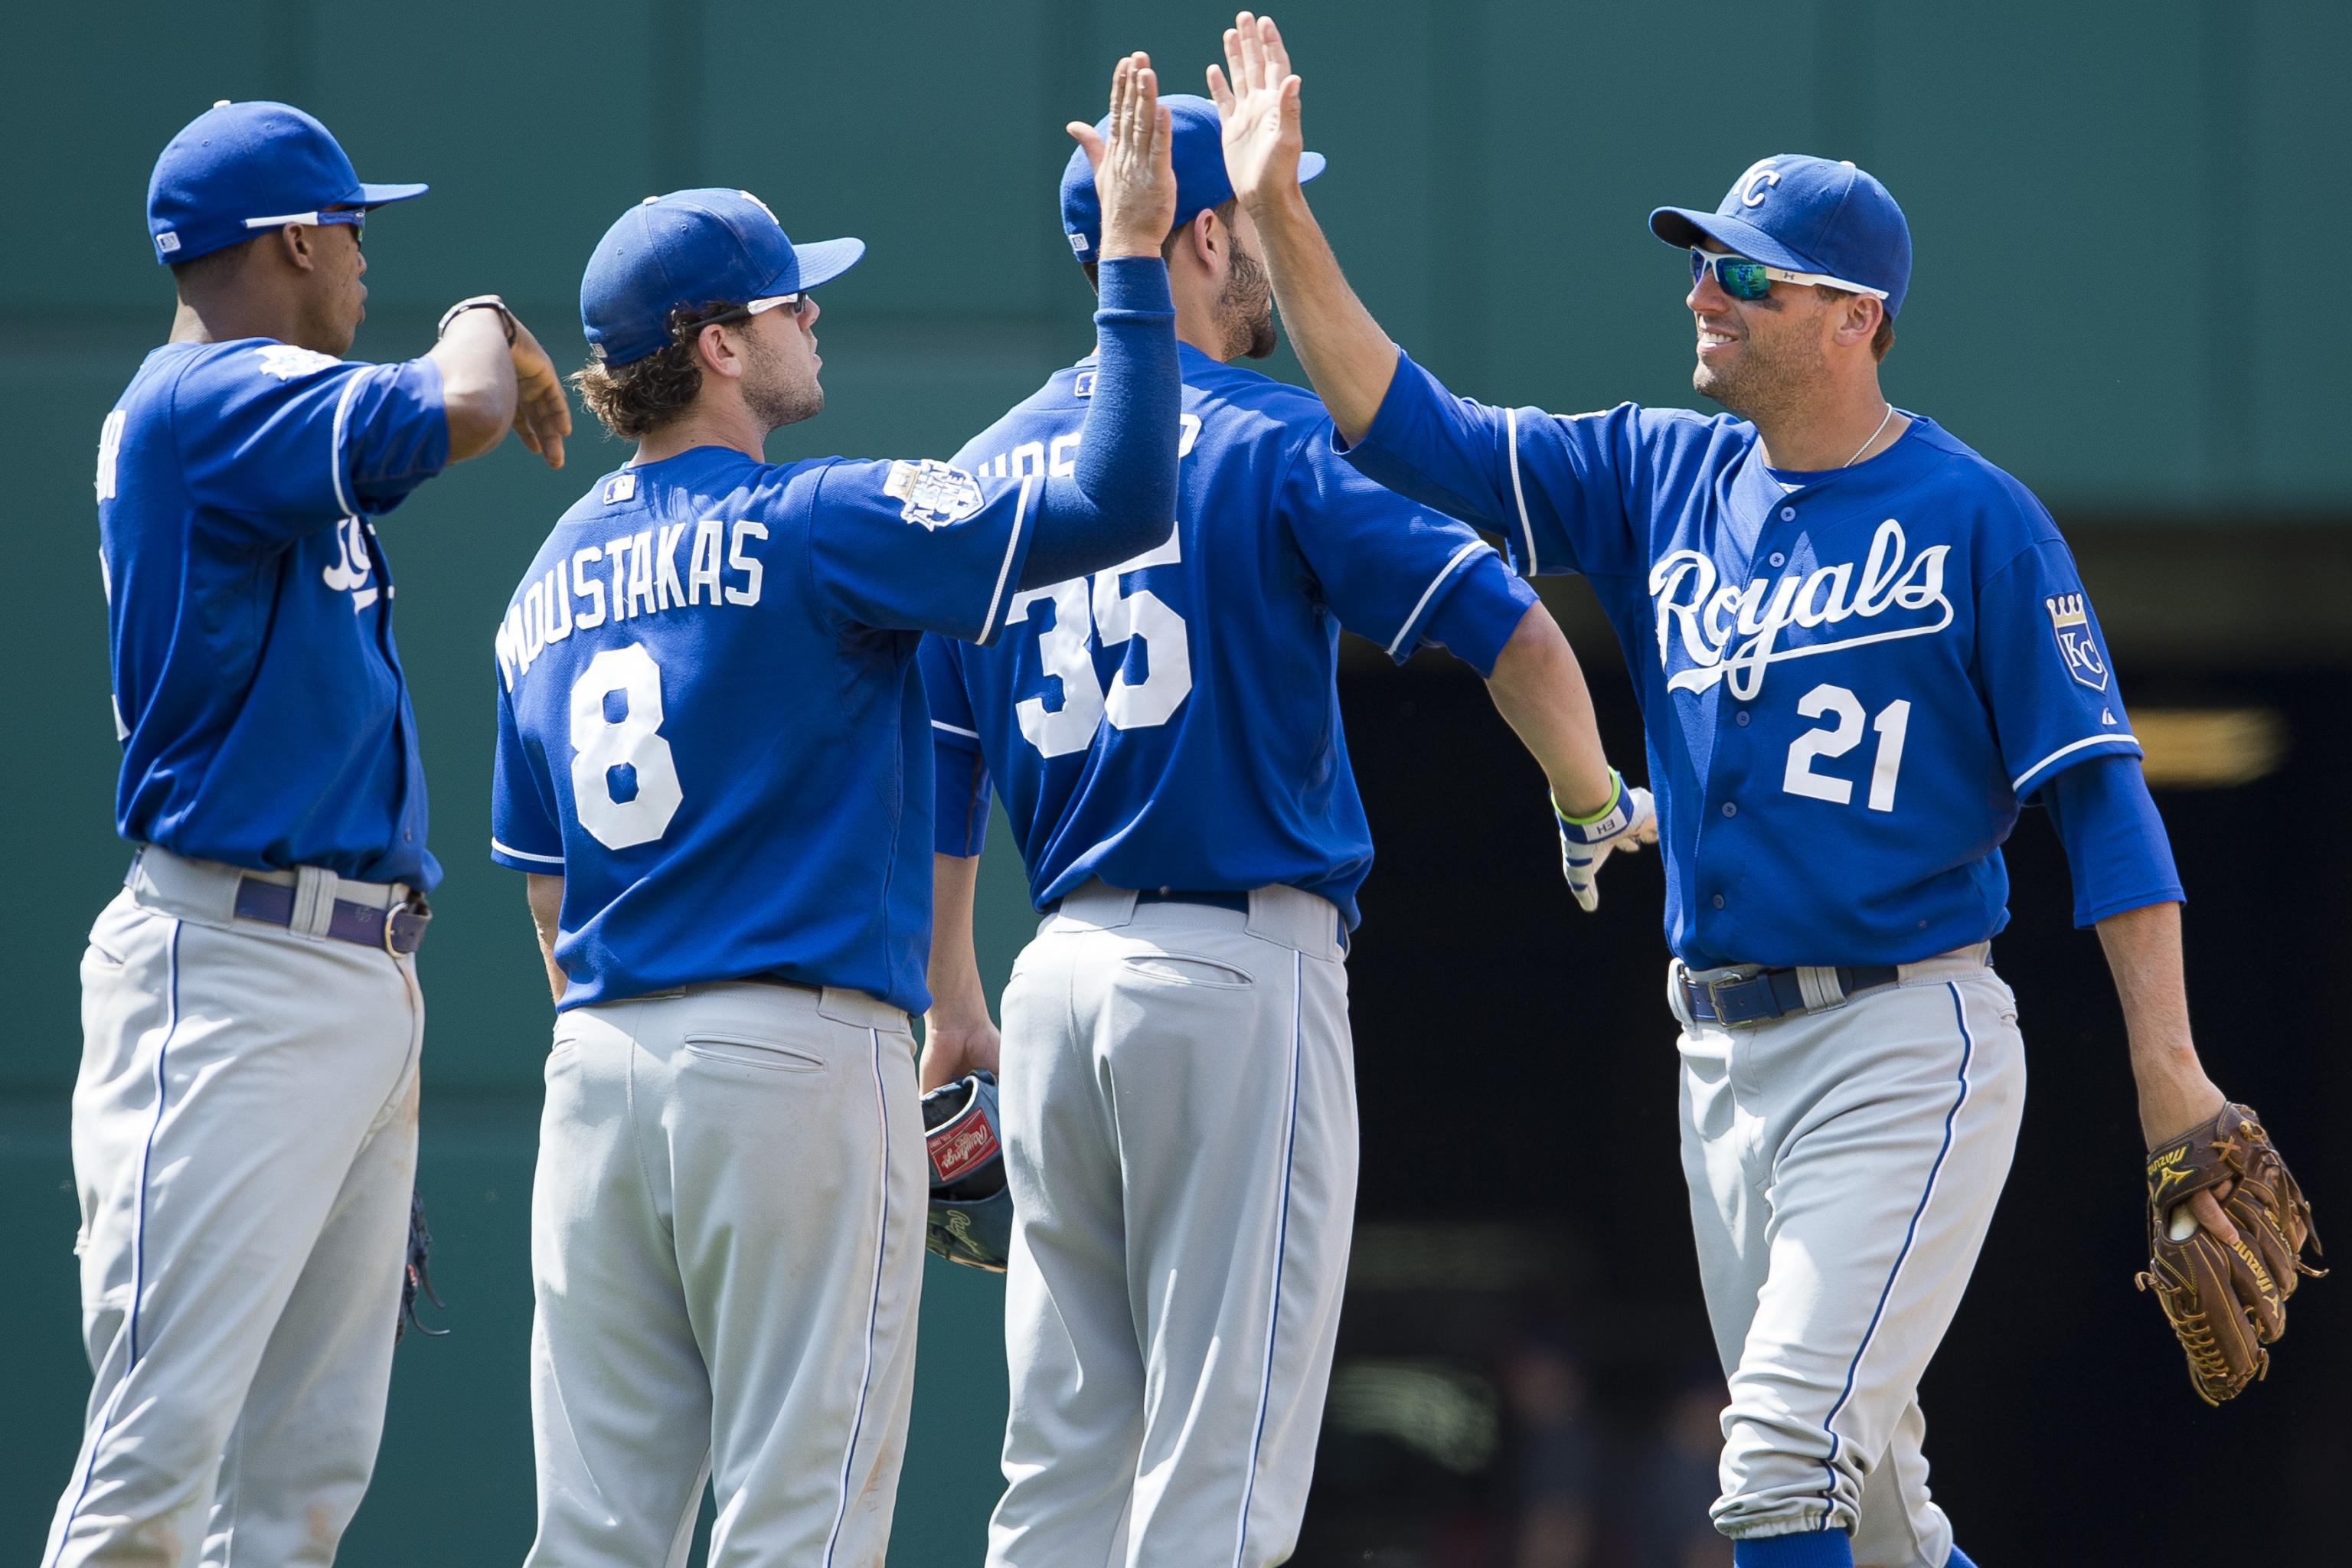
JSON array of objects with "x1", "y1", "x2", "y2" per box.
[
  {"x1": 507, "y1": 313, "x2": 570, "y2": 471},
  {"x1": 1068, "y1": 52, "x2": 1178, "y2": 260},
  {"x1": 1206, "y1": 11, "x2": 1303, "y2": 207}
]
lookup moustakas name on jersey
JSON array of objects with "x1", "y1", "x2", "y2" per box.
[
  {"x1": 1344, "y1": 352, "x2": 2138, "y2": 968},
  {"x1": 923, "y1": 344, "x2": 1534, "y2": 926},
  {"x1": 100, "y1": 338, "x2": 449, "y2": 887},
  {"x1": 490, "y1": 445, "x2": 1051, "y2": 1014}
]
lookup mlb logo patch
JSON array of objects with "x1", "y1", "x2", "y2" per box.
[
  {"x1": 155, "y1": 230, "x2": 181, "y2": 255},
  {"x1": 2046, "y1": 593, "x2": 2109, "y2": 691},
  {"x1": 1073, "y1": 371, "x2": 1096, "y2": 398},
  {"x1": 602, "y1": 472, "x2": 637, "y2": 505},
  {"x1": 884, "y1": 458, "x2": 983, "y2": 529},
  {"x1": 928, "y1": 1112, "x2": 999, "y2": 1183},
  {"x1": 253, "y1": 344, "x2": 340, "y2": 381}
]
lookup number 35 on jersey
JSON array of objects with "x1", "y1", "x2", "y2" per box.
[{"x1": 998, "y1": 414, "x2": 1200, "y2": 760}]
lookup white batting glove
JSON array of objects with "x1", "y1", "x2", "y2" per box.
[{"x1": 1553, "y1": 771, "x2": 1656, "y2": 913}]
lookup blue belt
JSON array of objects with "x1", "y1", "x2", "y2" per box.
[
  {"x1": 1679, "y1": 964, "x2": 1900, "y2": 1027},
  {"x1": 233, "y1": 877, "x2": 432, "y2": 956}
]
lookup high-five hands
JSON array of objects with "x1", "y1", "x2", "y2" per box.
[
  {"x1": 1206, "y1": 11, "x2": 1303, "y2": 208},
  {"x1": 1070, "y1": 53, "x2": 1178, "y2": 260}
]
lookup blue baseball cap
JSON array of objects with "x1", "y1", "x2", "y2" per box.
[
  {"x1": 147, "y1": 100, "x2": 426, "y2": 266},
  {"x1": 1060, "y1": 94, "x2": 1325, "y2": 263},
  {"x1": 1649, "y1": 154, "x2": 1912, "y2": 318},
  {"x1": 580, "y1": 188, "x2": 865, "y2": 367}
]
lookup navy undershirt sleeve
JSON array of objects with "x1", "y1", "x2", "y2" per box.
[
  {"x1": 1020, "y1": 256, "x2": 1181, "y2": 586},
  {"x1": 2039, "y1": 753, "x2": 2185, "y2": 927}
]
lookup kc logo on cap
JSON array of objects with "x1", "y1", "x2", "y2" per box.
[
  {"x1": 1737, "y1": 158, "x2": 1784, "y2": 208},
  {"x1": 1648, "y1": 152, "x2": 1914, "y2": 320}
]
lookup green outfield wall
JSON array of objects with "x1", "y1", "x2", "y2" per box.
[{"x1": 3, "y1": 2, "x2": 2344, "y2": 1561}]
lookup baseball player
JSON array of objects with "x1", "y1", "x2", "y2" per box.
[
  {"x1": 917, "y1": 93, "x2": 1653, "y2": 1568},
  {"x1": 487, "y1": 57, "x2": 1184, "y2": 1566},
  {"x1": 53, "y1": 101, "x2": 569, "y2": 1568},
  {"x1": 1213, "y1": 12, "x2": 2309, "y2": 1566}
]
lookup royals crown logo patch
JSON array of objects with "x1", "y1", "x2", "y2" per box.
[{"x1": 2047, "y1": 593, "x2": 2109, "y2": 691}]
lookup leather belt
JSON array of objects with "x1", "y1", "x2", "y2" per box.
[
  {"x1": 233, "y1": 877, "x2": 431, "y2": 956},
  {"x1": 744, "y1": 973, "x2": 823, "y2": 995},
  {"x1": 1138, "y1": 888, "x2": 1250, "y2": 913},
  {"x1": 1679, "y1": 963, "x2": 1900, "y2": 1027},
  {"x1": 1044, "y1": 889, "x2": 1252, "y2": 916}
]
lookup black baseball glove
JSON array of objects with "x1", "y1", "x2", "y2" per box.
[{"x1": 921, "y1": 1071, "x2": 1013, "y2": 1272}]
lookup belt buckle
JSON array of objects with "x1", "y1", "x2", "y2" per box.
[
  {"x1": 1706, "y1": 972, "x2": 1776, "y2": 1027},
  {"x1": 384, "y1": 897, "x2": 431, "y2": 956}
]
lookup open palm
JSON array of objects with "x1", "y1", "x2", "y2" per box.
[{"x1": 1207, "y1": 11, "x2": 1303, "y2": 205}]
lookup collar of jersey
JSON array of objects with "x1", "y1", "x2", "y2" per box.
[
  {"x1": 1744, "y1": 412, "x2": 1939, "y2": 497},
  {"x1": 621, "y1": 442, "x2": 767, "y2": 474},
  {"x1": 1073, "y1": 341, "x2": 1244, "y2": 381}
]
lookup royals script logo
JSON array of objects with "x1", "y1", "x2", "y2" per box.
[{"x1": 1650, "y1": 518, "x2": 1952, "y2": 700}]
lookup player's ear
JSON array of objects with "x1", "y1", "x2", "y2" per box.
[
  {"x1": 694, "y1": 322, "x2": 745, "y2": 381},
  {"x1": 1834, "y1": 292, "x2": 1882, "y2": 351},
  {"x1": 276, "y1": 224, "x2": 318, "y2": 275},
  {"x1": 1195, "y1": 207, "x2": 1223, "y2": 267}
]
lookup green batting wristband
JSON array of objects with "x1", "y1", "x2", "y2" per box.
[{"x1": 1553, "y1": 769, "x2": 1627, "y2": 830}]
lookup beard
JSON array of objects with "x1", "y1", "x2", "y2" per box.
[
  {"x1": 1220, "y1": 242, "x2": 1278, "y2": 361},
  {"x1": 1692, "y1": 318, "x2": 1825, "y2": 426},
  {"x1": 743, "y1": 330, "x2": 824, "y2": 430}
]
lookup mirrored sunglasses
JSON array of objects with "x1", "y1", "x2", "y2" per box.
[{"x1": 1689, "y1": 247, "x2": 1887, "y2": 303}]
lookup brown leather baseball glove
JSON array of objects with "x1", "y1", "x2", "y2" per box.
[{"x1": 2136, "y1": 1102, "x2": 2322, "y2": 1404}]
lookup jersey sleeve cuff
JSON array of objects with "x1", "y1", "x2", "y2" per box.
[
  {"x1": 1372, "y1": 538, "x2": 1497, "y2": 664},
  {"x1": 1413, "y1": 550, "x2": 1536, "y2": 675},
  {"x1": 2011, "y1": 732, "x2": 2145, "y2": 799},
  {"x1": 1329, "y1": 344, "x2": 1420, "y2": 460},
  {"x1": 930, "y1": 717, "x2": 984, "y2": 753},
  {"x1": 972, "y1": 471, "x2": 1042, "y2": 645},
  {"x1": 490, "y1": 836, "x2": 565, "y2": 873},
  {"x1": 2075, "y1": 884, "x2": 2186, "y2": 930}
]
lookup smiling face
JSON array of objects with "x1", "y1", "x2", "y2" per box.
[{"x1": 1685, "y1": 243, "x2": 1846, "y2": 423}]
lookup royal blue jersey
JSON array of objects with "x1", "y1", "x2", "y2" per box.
[
  {"x1": 923, "y1": 345, "x2": 1535, "y2": 928},
  {"x1": 1343, "y1": 351, "x2": 2145, "y2": 969},
  {"x1": 97, "y1": 338, "x2": 449, "y2": 889},
  {"x1": 491, "y1": 445, "x2": 1070, "y2": 1013}
]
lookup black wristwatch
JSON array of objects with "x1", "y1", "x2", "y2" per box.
[{"x1": 437, "y1": 294, "x2": 518, "y2": 345}]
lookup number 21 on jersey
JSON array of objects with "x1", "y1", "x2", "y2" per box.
[{"x1": 1782, "y1": 681, "x2": 1911, "y2": 812}]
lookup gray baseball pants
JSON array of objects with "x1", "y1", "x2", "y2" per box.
[
  {"x1": 523, "y1": 978, "x2": 925, "y2": 1568},
  {"x1": 1674, "y1": 944, "x2": 2026, "y2": 1566},
  {"x1": 986, "y1": 881, "x2": 1357, "y2": 1568},
  {"x1": 45, "y1": 848, "x2": 423, "y2": 1568}
]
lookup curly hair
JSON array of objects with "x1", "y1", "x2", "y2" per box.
[{"x1": 568, "y1": 300, "x2": 740, "y2": 439}]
